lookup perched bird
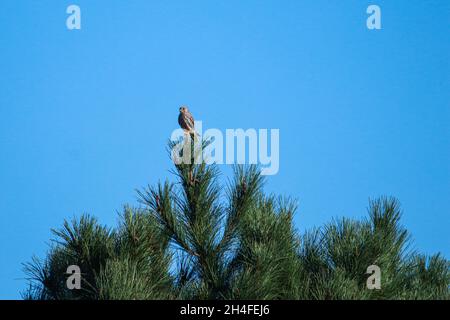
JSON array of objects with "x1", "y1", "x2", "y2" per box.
[{"x1": 178, "y1": 106, "x2": 196, "y2": 135}]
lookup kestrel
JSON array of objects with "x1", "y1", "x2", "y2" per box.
[{"x1": 178, "y1": 106, "x2": 196, "y2": 135}]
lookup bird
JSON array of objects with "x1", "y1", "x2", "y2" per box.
[{"x1": 178, "y1": 106, "x2": 196, "y2": 136}]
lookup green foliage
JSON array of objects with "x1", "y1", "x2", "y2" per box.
[{"x1": 23, "y1": 142, "x2": 449, "y2": 300}]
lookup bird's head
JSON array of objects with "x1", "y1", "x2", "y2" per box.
[{"x1": 179, "y1": 106, "x2": 188, "y2": 113}]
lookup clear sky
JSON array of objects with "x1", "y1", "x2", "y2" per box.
[{"x1": 0, "y1": 0, "x2": 449, "y2": 299}]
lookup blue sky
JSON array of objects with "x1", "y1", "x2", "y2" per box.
[{"x1": 0, "y1": 0, "x2": 449, "y2": 299}]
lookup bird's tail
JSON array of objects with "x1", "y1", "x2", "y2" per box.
[{"x1": 190, "y1": 130, "x2": 200, "y2": 137}]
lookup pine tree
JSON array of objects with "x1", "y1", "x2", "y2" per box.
[{"x1": 23, "y1": 140, "x2": 449, "y2": 300}]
